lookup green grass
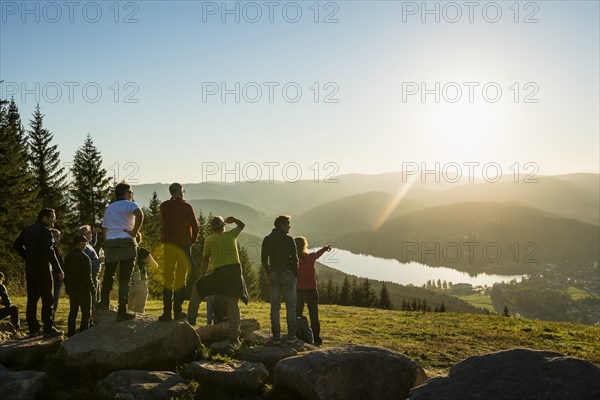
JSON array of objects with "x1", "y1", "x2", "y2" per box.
[
  {"x1": 565, "y1": 286, "x2": 599, "y2": 300},
  {"x1": 457, "y1": 293, "x2": 494, "y2": 311},
  {"x1": 7, "y1": 296, "x2": 600, "y2": 378}
]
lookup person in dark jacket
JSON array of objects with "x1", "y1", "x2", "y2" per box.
[
  {"x1": 78, "y1": 225, "x2": 103, "y2": 305},
  {"x1": 0, "y1": 271, "x2": 19, "y2": 329},
  {"x1": 13, "y1": 208, "x2": 64, "y2": 338},
  {"x1": 261, "y1": 215, "x2": 299, "y2": 343},
  {"x1": 64, "y1": 235, "x2": 94, "y2": 337},
  {"x1": 50, "y1": 228, "x2": 64, "y2": 320}
]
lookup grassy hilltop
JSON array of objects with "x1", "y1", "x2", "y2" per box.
[{"x1": 8, "y1": 298, "x2": 599, "y2": 378}]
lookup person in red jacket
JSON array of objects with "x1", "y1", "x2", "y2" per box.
[
  {"x1": 294, "y1": 237, "x2": 331, "y2": 345},
  {"x1": 159, "y1": 183, "x2": 199, "y2": 321}
]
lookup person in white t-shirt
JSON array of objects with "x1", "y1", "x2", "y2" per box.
[{"x1": 99, "y1": 183, "x2": 144, "y2": 322}]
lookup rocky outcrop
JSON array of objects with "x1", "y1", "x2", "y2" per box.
[
  {"x1": 274, "y1": 345, "x2": 427, "y2": 400},
  {"x1": 0, "y1": 335, "x2": 63, "y2": 369},
  {"x1": 183, "y1": 360, "x2": 269, "y2": 392},
  {"x1": 196, "y1": 318, "x2": 261, "y2": 344},
  {"x1": 409, "y1": 348, "x2": 600, "y2": 400},
  {"x1": 0, "y1": 321, "x2": 19, "y2": 344},
  {"x1": 238, "y1": 345, "x2": 298, "y2": 373},
  {"x1": 96, "y1": 370, "x2": 189, "y2": 400},
  {"x1": 60, "y1": 310, "x2": 199, "y2": 373},
  {"x1": 0, "y1": 364, "x2": 48, "y2": 400}
]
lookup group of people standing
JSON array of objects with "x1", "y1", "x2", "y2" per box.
[{"x1": 1, "y1": 181, "x2": 331, "y2": 346}]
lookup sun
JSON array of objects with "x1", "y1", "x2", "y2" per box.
[{"x1": 429, "y1": 100, "x2": 497, "y2": 159}]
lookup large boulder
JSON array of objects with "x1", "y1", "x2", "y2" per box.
[
  {"x1": 0, "y1": 335, "x2": 63, "y2": 369},
  {"x1": 196, "y1": 319, "x2": 261, "y2": 344},
  {"x1": 96, "y1": 370, "x2": 189, "y2": 400},
  {"x1": 0, "y1": 364, "x2": 48, "y2": 400},
  {"x1": 238, "y1": 345, "x2": 298, "y2": 373},
  {"x1": 274, "y1": 345, "x2": 427, "y2": 400},
  {"x1": 61, "y1": 310, "x2": 199, "y2": 373},
  {"x1": 0, "y1": 321, "x2": 19, "y2": 344},
  {"x1": 409, "y1": 348, "x2": 600, "y2": 400},
  {"x1": 183, "y1": 360, "x2": 269, "y2": 392}
]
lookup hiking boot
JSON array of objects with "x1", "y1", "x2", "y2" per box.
[
  {"x1": 29, "y1": 330, "x2": 42, "y2": 338},
  {"x1": 116, "y1": 312, "x2": 136, "y2": 322},
  {"x1": 287, "y1": 337, "x2": 302, "y2": 345},
  {"x1": 270, "y1": 336, "x2": 282, "y2": 345},
  {"x1": 158, "y1": 314, "x2": 172, "y2": 322},
  {"x1": 43, "y1": 327, "x2": 64, "y2": 338},
  {"x1": 173, "y1": 312, "x2": 187, "y2": 320}
]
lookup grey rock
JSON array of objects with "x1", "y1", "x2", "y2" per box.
[
  {"x1": 244, "y1": 329, "x2": 273, "y2": 346},
  {"x1": 409, "y1": 348, "x2": 600, "y2": 400},
  {"x1": 209, "y1": 339, "x2": 241, "y2": 357},
  {"x1": 60, "y1": 310, "x2": 199, "y2": 373},
  {"x1": 0, "y1": 321, "x2": 19, "y2": 344},
  {"x1": 0, "y1": 364, "x2": 48, "y2": 400},
  {"x1": 274, "y1": 345, "x2": 427, "y2": 400},
  {"x1": 238, "y1": 345, "x2": 298, "y2": 373},
  {"x1": 196, "y1": 318, "x2": 260, "y2": 344},
  {"x1": 96, "y1": 370, "x2": 189, "y2": 400},
  {"x1": 0, "y1": 335, "x2": 63, "y2": 369},
  {"x1": 184, "y1": 360, "x2": 269, "y2": 391}
]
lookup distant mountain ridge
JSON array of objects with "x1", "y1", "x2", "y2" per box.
[
  {"x1": 336, "y1": 202, "x2": 600, "y2": 275},
  {"x1": 132, "y1": 172, "x2": 599, "y2": 225}
]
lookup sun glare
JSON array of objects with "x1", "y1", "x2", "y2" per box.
[{"x1": 430, "y1": 101, "x2": 496, "y2": 158}]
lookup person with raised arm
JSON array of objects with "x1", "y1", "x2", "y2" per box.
[
  {"x1": 295, "y1": 237, "x2": 331, "y2": 345},
  {"x1": 188, "y1": 216, "x2": 247, "y2": 344}
]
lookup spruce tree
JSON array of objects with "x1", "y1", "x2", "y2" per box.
[
  {"x1": 188, "y1": 209, "x2": 212, "y2": 299},
  {"x1": 239, "y1": 244, "x2": 259, "y2": 300},
  {"x1": 141, "y1": 191, "x2": 162, "y2": 299},
  {"x1": 27, "y1": 104, "x2": 68, "y2": 226},
  {"x1": 361, "y1": 279, "x2": 377, "y2": 307},
  {"x1": 69, "y1": 134, "x2": 112, "y2": 228},
  {"x1": 258, "y1": 264, "x2": 270, "y2": 302},
  {"x1": 0, "y1": 98, "x2": 39, "y2": 280},
  {"x1": 142, "y1": 191, "x2": 161, "y2": 247},
  {"x1": 325, "y1": 278, "x2": 338, "y2": 304},
  {"x1": 350, "y1": 278, "x2": 363, "y2": 306},
  {"x1": 338, "y1": 276, "x2": 351, "y2": 305},
  {"x1": 378, "y1": 283, "x2": 393, "y2": 309}
]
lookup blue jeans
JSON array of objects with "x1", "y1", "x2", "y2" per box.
[{"x1": 269, "y1": 270, "x2": 297, "y2": 340}]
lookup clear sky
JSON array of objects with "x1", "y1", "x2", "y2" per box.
[{"x1": 1, "y1": 0, "x2": 598, "y2": 184}]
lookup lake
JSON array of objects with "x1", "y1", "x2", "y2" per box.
[{"x1": 312, "y1": 248, "x2": 525, "y2": 287}]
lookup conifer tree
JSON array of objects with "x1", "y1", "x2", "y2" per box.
[
  {"x1": 239, "y1": 244, "x2": 259, "y2": 300},
  {"x1": 338, "y1": 276, "x2": 351, "y2": 305},
  {"x1": 27, "y1": 104, "x2": 68, "y2": 226},
  {"x1": 378, "y1": 283, "x2": 393, "y2": 309},
  {"x1": 258, "y1": 265, "x2": 270, "y2": 302},
  {"x1": 350, "y1": 278, "x2": 362, "y2": 306},
  {"x1": 325, "y1": 278, "x2": 338, "y2": 304},
  {"x1": 361, "y1": 278, "x2": 377, "y2": 307},
  {"x1": 0, "y1": 98, "x2": 39, "y2": 280},
  {"x1": 69, "y1": 134, "x2": 112, "y2": 228},
  {"x1": 142, "y1": 191, "x2": 161, "y2": 247},
  {"x1": 141, "y1": 191, "x2": 163, "y2": 298}
]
